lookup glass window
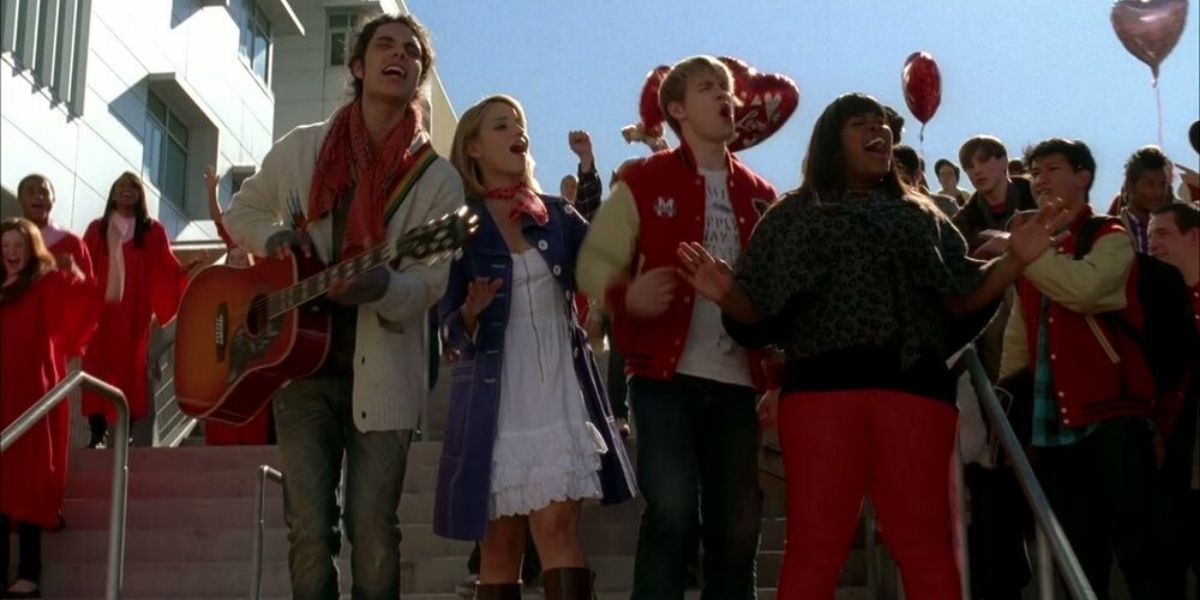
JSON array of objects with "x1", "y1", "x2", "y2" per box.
[
  {"x1": 13, "y1": 4, "x2": 30, "y2": 65},
  {"x1": 143, "y1": 121, "x2": 165, "y2": 190},
  {"x1": 251, "y1": 19, "x2": 268, "y2": 80},
  {"x1": 168, "y1": 113, "x2": 188, "y2": 145},
  {"x1": 165, "y1": 139, "x2": 187, "y2": 208},
  {"x1": 148, "y1": 90, "x2": 167, "y2": 122},
  {"x1": 239, "y1": 0, "x2": 271, "y2": 83},
  {"x1": 327, "y1": 12, "x2": 358, "y2": 67},
  {"x1": 329, "y1": 31, "x2": 346, "y2": 66},
  {"x1": 9, "y1": 0, "x2": 92, "y2": 115},
  {"x1": 32, "y1": 0, "x2": 51, "y2": 77},
  {"x1": 144, "y1": 90, "x2": 189, "y2": 210}
]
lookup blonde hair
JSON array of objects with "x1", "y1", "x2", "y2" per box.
[
  {"x1": 658, "y1": 55, "x2": 735, "y2": 138},
  {"x1": 450, "y1": 95, "x2": 540, "y2": 196}
]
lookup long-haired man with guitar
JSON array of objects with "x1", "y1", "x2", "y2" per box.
[{"x1": 219, "y1": 13, "x2": 465, "y2": 598}]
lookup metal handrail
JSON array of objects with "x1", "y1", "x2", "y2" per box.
[
  {"x1": 0, "y1": 370, "x2": 130, "y2": 600},
  {"x1": 250, "y1": 465, "x2": 283, "y2": 600},
  {"x1": 960, "y1": 347, "x2": 1096, "y2": 599},
  {"x1": 862, "y1": 348, "x2": 1096, "y2": 599}
]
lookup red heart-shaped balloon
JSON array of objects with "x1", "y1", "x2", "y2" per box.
[
  {"x1": 638, "y1": 66, "x2": 672, "y2": 139},
  {"x1": 720, "y1": 57, "x2": 800, "y2": 152},
  {"x1": 902, "y1": 51, "x2": 941, "y2": 125}
]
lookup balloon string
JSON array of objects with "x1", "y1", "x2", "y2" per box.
[
  {"x1": 1154, "y1": 80, "x2": 1164, "y2": 149},
  {"x1": 919, "y1": 123, "x2": 926, "y2": 145}
]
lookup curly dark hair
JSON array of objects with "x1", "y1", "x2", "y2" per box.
[{"x1": 347, "y1": 13, "x2": 435, "y2": 101}]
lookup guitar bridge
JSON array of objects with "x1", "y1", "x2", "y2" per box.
[{"x1": 216, "y1": 303, "x2": 228, "y2": 362}]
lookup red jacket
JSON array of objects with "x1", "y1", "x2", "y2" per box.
[
  {"x1": 1014, "y1": 215, "x2": 1155, "y2": 429},
  {"x1": 605, "y1": 145, "x2": 776, "y2": 390}
]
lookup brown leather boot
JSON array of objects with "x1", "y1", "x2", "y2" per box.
[
  {"x1": 542, "y1": 567, "x2": 596, "y2": 600},
  {"x1": 473, "y1": 582, "x2": 522, "y2": 600}
]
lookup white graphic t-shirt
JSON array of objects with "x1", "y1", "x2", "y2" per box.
[{"x1": 675, "y1": 168, "x2": 752, "y2": 387}]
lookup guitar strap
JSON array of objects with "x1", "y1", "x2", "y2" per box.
[{"x1": 383, "y1": 142, "x2": 439, "y2": 225}]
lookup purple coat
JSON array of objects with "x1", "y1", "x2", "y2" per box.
[{"x1": 433, "y1": 195, "x2": 637, "y2": 541}]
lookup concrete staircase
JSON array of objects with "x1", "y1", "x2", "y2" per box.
[
  {"x1": 34, "y1": 442, "x2": 895, "y2": 599},
  {"x1": 18, "y1": 351, "x2": 897, "y2": 599}
]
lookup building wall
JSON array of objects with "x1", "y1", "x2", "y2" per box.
[
  {"x1": 272, "y1": 0, "x2": 456, "y2": 155},
  {"x1": 1, "y1": 0, "x2": 282, "y2": 240}
]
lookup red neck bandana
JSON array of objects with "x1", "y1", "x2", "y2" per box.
[{"x1": 486, "y1": 185, "x2": 549, "y2": 227}]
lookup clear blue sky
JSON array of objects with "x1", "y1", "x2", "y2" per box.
[{"x1": 410, "y1": 1, "x2": 1200, "y2": 206}]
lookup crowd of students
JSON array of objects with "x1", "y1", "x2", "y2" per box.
[{"x1": 2, "y1": 10, "x2": 1198, "y2": 600}]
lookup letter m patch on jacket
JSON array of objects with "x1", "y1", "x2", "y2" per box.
[{"x1": 654, "y1": 196, "x2": 677, "y2": 219}]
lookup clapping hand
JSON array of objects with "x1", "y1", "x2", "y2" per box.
[
  {"x1": 676, "y1": 242, "x2": 733, "y2": 304},
  {"x1": 1008, "y1": 197, "x2": 1073, "y2": 265}
]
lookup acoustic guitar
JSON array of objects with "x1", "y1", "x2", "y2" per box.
[{"x1": 174, "y1": 207, "x2": 476, "y2": 424}]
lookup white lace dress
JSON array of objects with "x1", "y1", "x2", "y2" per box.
[{"x1": 489, "y1": 248, "x2": 607, "y2": 518}]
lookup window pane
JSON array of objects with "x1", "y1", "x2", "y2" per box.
[
  {"x1": 32, "y1": 0, "x2": 52, "y2": 79},
  {"x1": 165, "y1": 139, "x2": 187, "y2": 207},
  {"x1": 329, "y1": 31, "x2": 345, "y2": 66},
  {"x1": 167, "y1": 113, "x2": 188, "y2": 145},
  {"x1": 13, "y1": 0, "x2": 29, "y2": 62},
  {"x1": 143, "y1": 121, "x2": 165, "y2": 190},
  {"x1": 147, "y1": 91, "x2": 167, "y2": 123},
  {"x1": 238, "y1": 1, "x2": 251, "y2": 59},
  {"x1": 252, "y1": 24, "x2": 268, "y2": 80},
  {"x1": 254, "y1": 8, "x2": 269, "y2": 35},
  {"x1": 328, "y1": 14, "x2": 346, "y2": 28}
]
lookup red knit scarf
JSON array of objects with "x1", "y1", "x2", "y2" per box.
[
  {"x1": 307, "y1": 101, "x2": 421, "y2": 258},
  {"x1": 486, "y1": 185, "x2": 549, "y2": 226}
]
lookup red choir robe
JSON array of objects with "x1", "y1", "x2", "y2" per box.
[
  {"x1": 1, "y1": 270, "x2": 101, "y2": 527},
  {"x1": 204, "y1": 222, "x2": 273, "y2": 445},
  {"x1": 81, "y1": 219, "x2": 186, "y2": 423},
  {"x1": 45, "y1": 225, "x2": 95, "y2": 503}
]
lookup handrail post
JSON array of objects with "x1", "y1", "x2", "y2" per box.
[
  {"x1": 251, "y1": 465, "x2": 283, "y2": 600},
  {"x1": 1, "y1": 371, "x2": 129, "y2": 600},
  {"x1": 1037, "y1": 527, "x2": 1055, "y2": 599},
  {"x1": 954, "y1": 447, "x2": 971, "y2": 600},
  {"x1": 960, "y1": 348, "x2": 1096, "y2": 600},
  {"x1": 864, "y1": 501, "x2": 879, "y2": 599},
  {"x1": 105, "y1": 375, "x2": 130, "y2": 600}
]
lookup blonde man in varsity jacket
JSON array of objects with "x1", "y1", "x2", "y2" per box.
[
  {"x1": 577, "y1": 56, "x2": 776, "y2": 599},
  {"x1": 999, "y1": 138, "x2": 1161, "y2": 599},
  {"x1": 223, "y1": 14, "x2": 464, "y2": 598}
]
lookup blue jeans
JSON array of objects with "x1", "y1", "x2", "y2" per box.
[
  {"x1": 274, "y1": 377, "x2": 413, "y2": 599},
  {"x1": 629, "y1": 374, "x2": 762, "y2": 600}
]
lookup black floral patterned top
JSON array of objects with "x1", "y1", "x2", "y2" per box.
[{"x1": 727, "y1": 187, "x2": 991, "y2": 402}]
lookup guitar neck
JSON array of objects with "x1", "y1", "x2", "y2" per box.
[
  {"x1": 262, "y1": 209, "x2": 469, "y2": 318},
  {"x1": 267, "y1": 242, "x2": 392, "y2": 317}
]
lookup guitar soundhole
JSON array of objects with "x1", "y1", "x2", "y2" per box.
[{"x1": 245, "y1": 294, "x2": 270, "y2": 338}]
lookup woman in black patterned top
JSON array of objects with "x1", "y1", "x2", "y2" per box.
[{"x1": 676, "y1": 93, "x2": 1068, "y2": 599}]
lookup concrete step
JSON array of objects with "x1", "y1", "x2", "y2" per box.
[
  {"x1": 43, "y1": 550, "x2": 892, "y2": 596},
  {"x1": 43, "y1": 516, "x2": 789, "y2": 563},
  {"x1": 68, "y1": 442, "x2": 446, "y2": 473},
  {"x1": 62, "y1": 480, "x2": 788, "y2": 529},
  {"x1": 65, "y1": 464, "x2": 443, "y2": 498},
  {"x1": 63, "y1": 492, "x2": 708, "y2": 531},
  {"x1": 46, "y1": 590, "x2": 878, "y2": 600}
]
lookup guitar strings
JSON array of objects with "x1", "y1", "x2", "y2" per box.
[{"x1": 217, "y1": 224, "x2": 465, "y2": 329}]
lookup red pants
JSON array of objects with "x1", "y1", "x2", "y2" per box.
[{"x1": 777, "y1": 390, "x2": 961, "y2": 599}]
